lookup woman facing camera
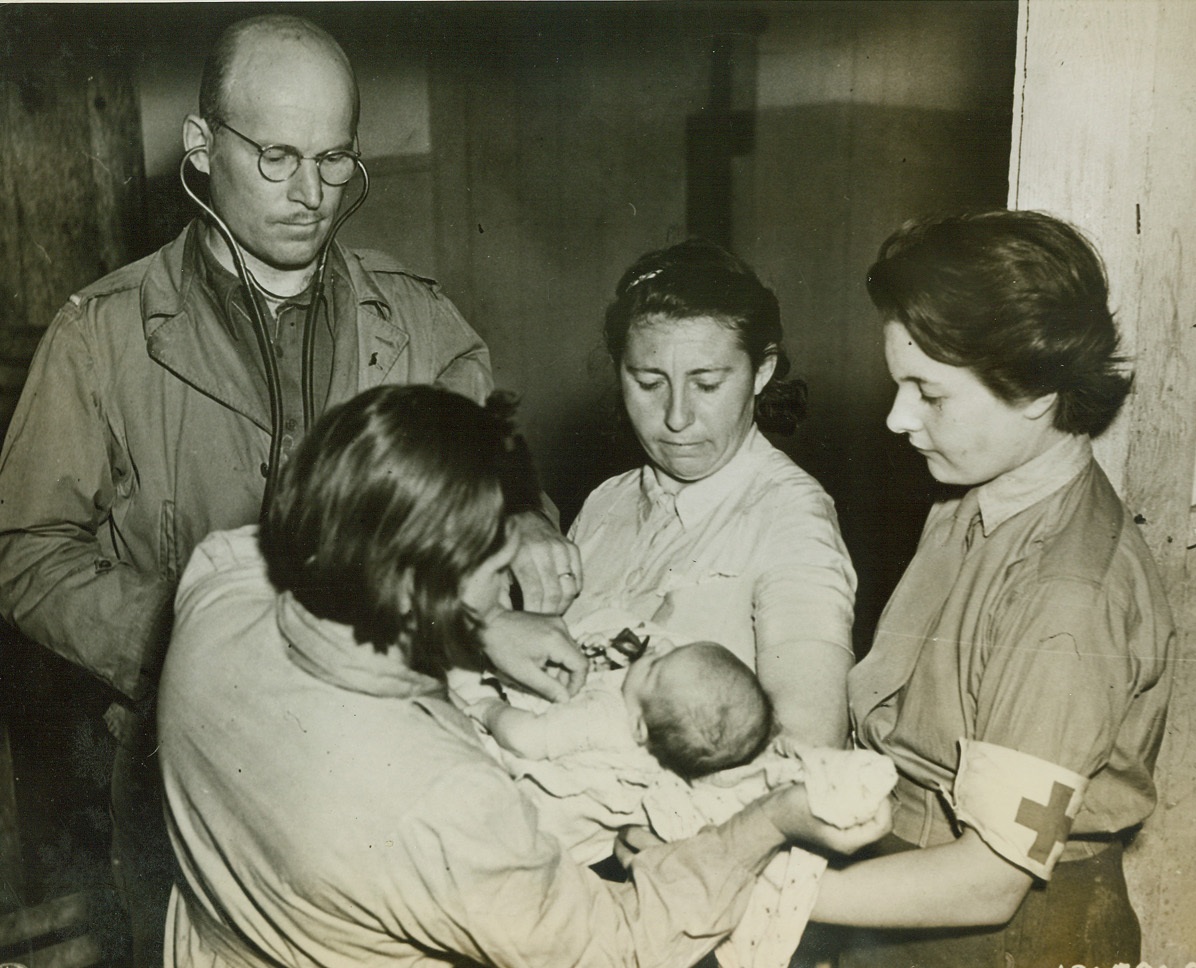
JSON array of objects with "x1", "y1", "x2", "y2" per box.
[
  {"x1": 812, "y1": 210, "x2": 1175, "y2": 967},
  {"x1": 567, "y1": 239, "x2": 856, "y2": 747}
]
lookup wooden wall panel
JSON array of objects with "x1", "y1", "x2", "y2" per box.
[
  {"x1": 428, "y1": 9, "x2": 715, "y2": 520},
  {"x1": 1010, "y1": 0, "x2": 1196, "y2": 960},
  {"x1": 0, "y1": 8, "x2": 145, "y2": 917},
  {"x1": 737, "y1": 0, "x2": 1016, "y2": 652},
  {"x1": 743, "y1": 103, "x2": 1012, "y2": 652},
  {"x1": 0, "y1": 35, "x2": 144, "y2": 439},
  {"x1": 336, "y1": 156, "x2": 437, "y2": 277}
]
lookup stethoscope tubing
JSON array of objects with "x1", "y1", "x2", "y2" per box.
[{"x1": 179, "y1": 146, "x2": 369, "y2": 516}]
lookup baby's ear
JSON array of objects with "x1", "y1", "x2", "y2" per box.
[{"x1": 630, "y1": 711, "x2": 650, "y2": 746}]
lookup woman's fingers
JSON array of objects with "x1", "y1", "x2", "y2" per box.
[
  {"x1": 480, "y1": 611, "x2": 588, "y2": 700},
  {"x1": 507, "y1": 511, "x2": 584, "y2": 615}
]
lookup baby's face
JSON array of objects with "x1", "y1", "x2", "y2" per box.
[
  {"x1": 620, "y1": 637, "x2": 680, "y2": 708},
  {"x1": 622, "y1": 638, "x2": 721, "y2": 711}
]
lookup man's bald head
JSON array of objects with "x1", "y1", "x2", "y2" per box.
[{"x1": 199, "y1": 15, "x2": 360, "y2": 134}]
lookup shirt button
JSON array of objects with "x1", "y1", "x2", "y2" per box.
[
  {"x1": 260, "y1": 462, "x2": 270, "y2": 478},
  {"x1": 285, "y1": 417, "x2": 298, "y2": 432}
]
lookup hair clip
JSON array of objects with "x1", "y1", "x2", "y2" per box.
[{"x1": 627, "y1": 268, "x2": 663, "y2": 291}]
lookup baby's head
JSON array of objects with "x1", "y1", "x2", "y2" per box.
[{"x1": 622, "y1": 641, "x2": 772, "y2": 780}]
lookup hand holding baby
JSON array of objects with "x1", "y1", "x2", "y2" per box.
[
  {"x1": 760, "y1": 781, "x2": 892, "y2": 856},
  {"x1": 759, "y1": 746, "x2": 897, "y2": 854}
]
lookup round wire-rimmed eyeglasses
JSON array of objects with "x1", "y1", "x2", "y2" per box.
[{"x1": 212, "y1": 119, "x2": 361, "y2": 187}]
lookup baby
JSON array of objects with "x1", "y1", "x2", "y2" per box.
[{"x1": 469, "y1": 632, "x2": 772, "y2": 781}]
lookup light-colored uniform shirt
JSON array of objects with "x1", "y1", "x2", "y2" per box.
[
  {"x1": 849, "y1": 435, "x2": 1173, "y2": 880},
  {"x1": 159, "y1": 526, "x2": 785, "y2": 968},
  {"x1": 566, "y1": 427, "x2": 856, "y2": 671}
]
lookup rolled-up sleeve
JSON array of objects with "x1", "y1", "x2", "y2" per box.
[{"x1": 752, "y1": 481, "x2": 857, "y2": 659}]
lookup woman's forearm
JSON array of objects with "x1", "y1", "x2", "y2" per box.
[{"x1": 812, "y1": 828, "x2": 1033, "y2": 928}]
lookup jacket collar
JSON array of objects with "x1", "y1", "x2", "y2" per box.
[
  {"x1": 973, "y1": 434, "x2": 1092, "y2": 536},
  {"x1": 277, "y1": 590, "x2": 445, "y2": 700},
  {"x1": 140, "y1": 219, "x2": 385, "y2": 323},
  {"x1": 139, "y1": 220, "x2": 376, "y2": 429},
  {"x1": 141, "y1": 223, "x2": 273, "y2": 429}
]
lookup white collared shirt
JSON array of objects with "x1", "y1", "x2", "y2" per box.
[{"x1": 567, "y1": 427, "x2": 856, "y2": 670}]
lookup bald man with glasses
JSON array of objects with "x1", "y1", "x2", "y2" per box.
[{"x1": 0, "y1": 15, "x2": 584, "y2": 967}]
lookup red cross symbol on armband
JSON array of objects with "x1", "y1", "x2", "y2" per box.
[{"x1": 1015, "y1": 782, "x2": 1076, "y2": 864}]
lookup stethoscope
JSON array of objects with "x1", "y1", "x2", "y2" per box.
[{"x1": 179, "y1": 145, "x2": 370, "y2": 516}]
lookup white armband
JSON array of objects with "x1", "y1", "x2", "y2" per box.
[{"x1": 948, "y1": 739, "x2": 1087, "y2": 880}]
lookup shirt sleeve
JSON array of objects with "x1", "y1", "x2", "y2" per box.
[
  {"x1": 752, "y1": 479, "x2": 857, "y2": 658},
  {"x1": 960, "y1": 575, "x2": 1148, "y2": 878},
  {"x1": 0, "y1": 304, "x2": 171, "y2": 699},
  {"x1": 950, "y1": 739, "x2": 1087, "y2": 880},
  {"x1": 973, "y1": 576, "x2": 1140, "y2": 778},
  {"x1": 386, "y1": 762, "x2": 783, "y2": 968},
  {"x1": 538, "y1": 685, "x2": 631, "y2": 758},
  {"x1": 750, "y1": 478, "x2": 857, "y2": 744}
]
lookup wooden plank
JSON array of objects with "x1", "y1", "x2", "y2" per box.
[
  {"x1": 26, "y1": 933, "x2": 104, "y2": 968},
  {"x1": 1009, "y1": 1, "x2": 1196, "y2": 961},
  {"x1": 2, "y1": 68, "x2": 102, "y2": 334},
  {"x1": 427, "y1": 10, "x2": 713, "y2": 518},
  {"x1": 85, "y1": 70, "x2": 145, "y2": 278},
  {"x1": 1, "y1": 55, "x2": 143, "y2": 447},
  {"x1": 0, "y1": 723, "x2": 22, "y2": 910},
  {"x1": 0, "y1": 891, "x2": 91, "y2": 947}
]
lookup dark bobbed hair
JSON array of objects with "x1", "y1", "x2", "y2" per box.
[
  {"x1": 866, "y1": 209, "x2": 1131, "y2": 437},
  {"x1": 199, "y1": 14, "x2": 361, "y2": 134},
  {"x1": 259, "y1": 386, "x2": 539, "y2": 678},
  {"x1": 603, "y1": 238, "x2": 807, "y2": 434},
  {"x1": 641, "y1": 643, "x2": 773, "y2": 780}
]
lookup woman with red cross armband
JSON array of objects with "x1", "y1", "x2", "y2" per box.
[{"x1": 809, "y1": 210, "x2": 1174, "y2": 968}]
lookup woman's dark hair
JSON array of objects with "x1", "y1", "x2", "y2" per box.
[
  {"x1": 259, "y1": 385, "x2": 539, "y2": 678},
  {"x1": 866, "y1": 209, "x2": 1131, "y2": 437},
  {"x1": 603, "y1": 238, "x2": 807, "y2": 434}
]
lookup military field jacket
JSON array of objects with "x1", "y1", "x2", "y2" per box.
[{"x1": 0, "y1": 221, "x2": 491, "y2": 700}]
